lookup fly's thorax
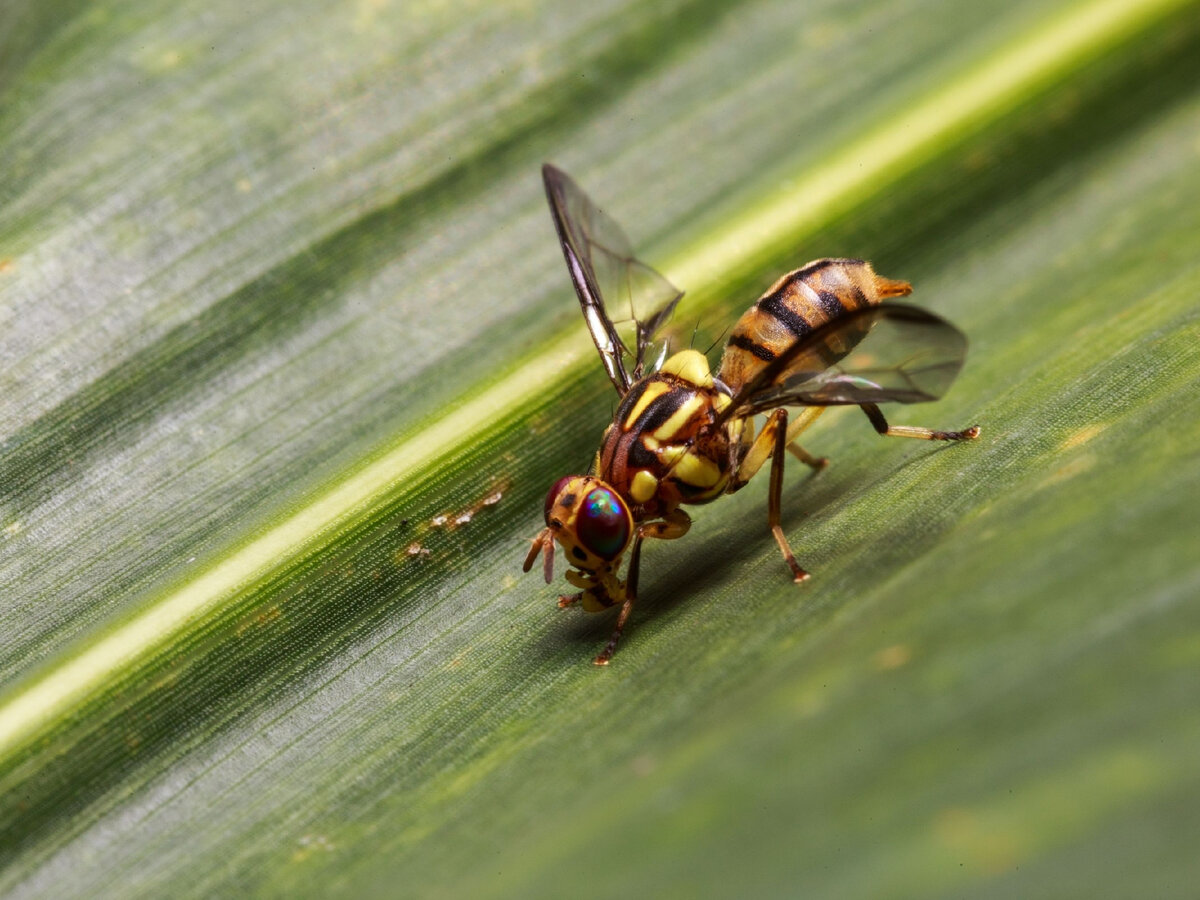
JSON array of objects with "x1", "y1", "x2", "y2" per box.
[
  {"x1": 717, "y1": 257, "x2": 913, "y2": 391},
  {"x1": 543, "y1": 475, "x2": 633, "y2": 572},
  {"x1": 598, "y1": 351, "x2": 734, "y2": 512}
]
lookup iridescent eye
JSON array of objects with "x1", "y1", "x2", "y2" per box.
[
  {"x1": 544, "y1": 476, "x2": 574, "y2": 524},
  {"x1": 576, "y1": 487, "x2": 631, "y2": 560}
]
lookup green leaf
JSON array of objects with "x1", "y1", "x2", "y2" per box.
[{"x1": 2, "y1": 0, "x2": 1198, "y2": 895}]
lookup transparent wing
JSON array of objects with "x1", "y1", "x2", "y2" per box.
[
  {"x1": 716, "y1": 304, "x2": 968, "y2": 424},
  {"x1": 543, "y1": 164, "x2": 684, "y2": 395}
]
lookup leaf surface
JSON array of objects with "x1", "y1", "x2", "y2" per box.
[{"x1": 1, "y1": 0, "x2": 1198, "y2": 896}]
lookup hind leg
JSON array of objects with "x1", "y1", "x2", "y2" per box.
[
  {"x1": 860, "y1": 403, "x2": 980, "y2": 442},
  {"x1": 783, "y1": 407, "x2": 828, "y2": 470}
]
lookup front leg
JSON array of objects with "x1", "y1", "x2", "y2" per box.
[
  {"x1": 594, "y1": 536, "x2": 644, "y2": 666},
  {"x1": 591, "y1": 511, "x2": 689, "y2": 665},
  {"x1": 860, "y1": 403, "x2": 980, "y2": 442},
  {"x1": 565, "y1": 568, "x2": 622, "y2": 611}
]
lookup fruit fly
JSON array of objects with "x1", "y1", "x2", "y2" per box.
[{"x1": 525, "y1": 165, "x2": 979, "y2": 665}]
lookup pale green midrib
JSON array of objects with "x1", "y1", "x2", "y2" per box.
[{"x1": 0, "y1": 0, "x2": 1189, "y2": 760}]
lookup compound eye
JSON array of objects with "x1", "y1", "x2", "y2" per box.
[
  {"x1": 576, "y1": 487, "x2": 631, "y2": 560},
  {"x1": 544, "y1": 475, "x2": 574, "y2": 524}
]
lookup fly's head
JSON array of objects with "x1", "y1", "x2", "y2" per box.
[{"x1": 523, "y1": 475, "x2": 633, "y2": 584}]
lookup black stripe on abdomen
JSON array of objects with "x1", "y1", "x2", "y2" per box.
[
  {"x1": 814, "y1": 290, "x2": 847, "y2": 318},
  {"x1": 728, "y1": 333, "x2": 776, "y2": 361},
  {"x1": 757, "y1": 286, "x2": 813, "y2": 339},
  {"x1": 792, "y1": 259, "x2": 835, "y2": 279}
]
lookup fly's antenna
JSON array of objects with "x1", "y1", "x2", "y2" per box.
[{"x1": 689, "y1": 318, "x2": 701, "y2": 349}]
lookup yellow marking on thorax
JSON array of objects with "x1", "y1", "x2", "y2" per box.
[
  {"x1": 659, "y1": 350, "x2": 713, "y2": 388},
  {"x1": 658, "y1": 445, "x2": 723, "y2": 488},
  {"x1": 630, "y1": 470, "x2": 659, "y2": 503},
  {"x1": 624, "y1": 381, "x2": 671, "y2": 430},
  {"x1": 651, "y1": 394, "x2": 706, "y2": 442}
]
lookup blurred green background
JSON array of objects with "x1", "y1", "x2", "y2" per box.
[{"x1": 1, "y1": 0, "x2": 1198, "y2": 896}]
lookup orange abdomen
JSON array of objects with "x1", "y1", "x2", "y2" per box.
[{"x1": 717, "y1": 257, "x2": 911, "y2": 392}]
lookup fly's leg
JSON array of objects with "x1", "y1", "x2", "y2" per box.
[
  {"x1": 786, "y1": 442, "x2": 828, "y2": 469},
  {"x1": 566, "y1": 569, "x2": 619, "y2": 611},
  {"x1": 729, "y1": 408, "x2": 810, "y2": 583},
  {"x1": 592, "y1": 510, "x2": 688, "y2": 665},
  {"x1": 727, "y1": 412, "x2": 777, "y2": 492},
  {"x1": 767, "y1": 410, "x2": 810, "y2": 583},
  {"x1": 860, "y1": 403, "x2": 980, "y2": 442},
  {"x1": 784, "y1": 407, "x2": 828, "y2": 471},
  {"x1": 594, "y1": 536, "x2": 644, "y2": 666}
]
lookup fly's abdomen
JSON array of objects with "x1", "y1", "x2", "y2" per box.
[
  {"x1": 717, "y1": 258, "x2": 912, "y2": 392},
  {"x1": 599, "y1": 352, "x2": 734, "y2": 512}
]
